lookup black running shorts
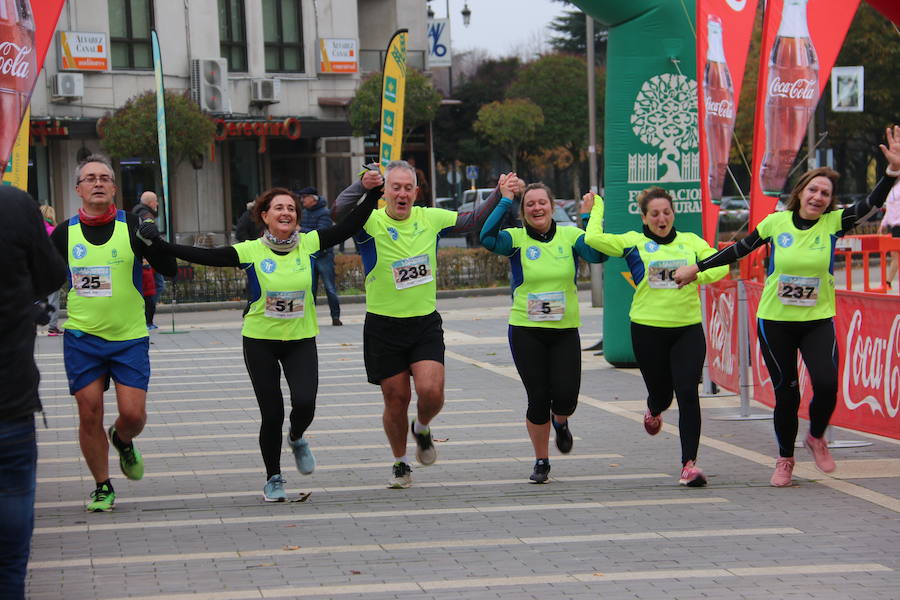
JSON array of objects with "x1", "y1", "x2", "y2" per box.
[{"x1": 363, "y1": 311, "x2": 445, "y2": 384}]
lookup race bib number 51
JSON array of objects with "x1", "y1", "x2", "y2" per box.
[
  {"x1": 392, "y1": 255, "x2": 433, "y2": 290},
  {"x1": 777, "y1": 275, "x2": 820, "y2": 306},
  {"x1": 72, "y1": 266, "x2": 112, "y2": 297},
  {"x1": 265, "y1": 290, "x2": 305, "y2": 318}
]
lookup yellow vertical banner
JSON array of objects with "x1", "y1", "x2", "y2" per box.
[
  {"x1": 379, "y1": 29, "x2": 408, "y2": 171},
  {"x1": 2, "y1": 107, "x2": 30, "y2": 191}
]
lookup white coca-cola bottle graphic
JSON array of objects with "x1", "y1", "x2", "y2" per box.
[
  {"x1": 759, "y1": 0, "x2": 819, "y2": 195},
  {"x1": 704, "y1": 15, "x2": 736, "y2": 202},
  {"x1": 0, "y1": 0, "x2": 36, "y2": 172}
]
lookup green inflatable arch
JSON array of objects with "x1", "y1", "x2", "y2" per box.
[{"x1": 572, "y1": 0, "x2": 701, "y2": 366}]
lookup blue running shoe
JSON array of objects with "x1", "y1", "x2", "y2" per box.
[
  {"x1": 263, "y1": 474, "x2": 287, "y2": 502},
  {"x1": 288, "y1": 436, "x2": 316, "y2": 475}
]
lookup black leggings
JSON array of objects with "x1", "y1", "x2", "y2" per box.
[
  {"x1": 757, "y1": 318, "x2": 837, "y2": 457},
  {"x1": 242, "y1": 336, "x2": 318, "y2": 479},
  {"x1": 508, "y1": 325, "x2": 580, "y2": 425},
  {"x1": 630, "y1": 322, "x2": 705, "y2": 465}
]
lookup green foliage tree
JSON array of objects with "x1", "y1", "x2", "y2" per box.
[
  {"x1": 101, "y1": 90, "x2": 215, "y2": 170},
  {"x1": 506, "y1": 53, "x2": 604, "y2": 198},
  {"x1": 825, "y1": 4, "x2": 900, "y2": 191},
  {"x1": 473, "y1": 99, "x2": 544, "y2": 171},
  {"x1": 547, "y1": 6, "x2": 608, "y2": 65},
  {"x1": 348, "y1": 68, "x2": 442, "y2": 139},
  {"x1": 433, "y1": 57, "x2": 522, "y2": 172}
]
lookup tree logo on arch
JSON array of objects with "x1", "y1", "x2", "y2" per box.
[{"x1": 629, "y1": 73, "x2": 699, "y2": 184}]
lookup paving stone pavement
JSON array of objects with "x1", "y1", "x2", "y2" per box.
[{"x1": 29, "y1": 292, "x2": 900, "y2": 599}]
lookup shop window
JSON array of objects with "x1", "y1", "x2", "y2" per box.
[
  {"x1": 229, "y1": 140, "x2": 261, "y2": 227},
  {"x1": 269, "y1": 138, "x2": 315, "y2": 192},
  {"x1": 118, "y1": 158, "x2": 165, "y2": 233},
  {"x1": 219, "y1": 0, "x2": 248, "y2": 72},
  {"x1": 109, "y1": 0, "x2": 154, "y2": 70},
  {"x1": 262, "y1": 0, "x2": 304, "y2": 73}
]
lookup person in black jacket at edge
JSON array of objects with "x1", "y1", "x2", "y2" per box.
[{"x1": 0, "y1": 186, "x2": 68, "y2": 599}]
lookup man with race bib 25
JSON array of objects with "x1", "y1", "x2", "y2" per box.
[{"x1": 50, "y1": 155, "x2": 177, "y2": 511}]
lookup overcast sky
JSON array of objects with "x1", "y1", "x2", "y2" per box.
[{"x1": 431, "y1": 0, "x2": 571, "y2": 59}]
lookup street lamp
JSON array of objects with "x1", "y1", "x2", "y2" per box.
[
  {"x1": 427, "y1": 4, "x2": 434, "y2": 19},
  {"x1": 461, "y1": 3, "x2": 471, "y2": 26}
]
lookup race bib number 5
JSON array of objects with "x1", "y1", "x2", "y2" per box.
[
  {"x1": 392, "y1": 255, "x2": 433, "y2": 290},
  {"x1": 72, "y1": 266, "x2": 112, "y2": 297},
  {"x1": 777, "y1": 275, "x2": 820, "y2": 306},
  {"x1": 265, "y1": 290, "x2": 305, "y2": 318},
  {"x1": 647, "y1": 259, "x2": 687, "y2": 289},
  {"x1": 527, "y1": 291, "x2": 565, "y2": 321}
]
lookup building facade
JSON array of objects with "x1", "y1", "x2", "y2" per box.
[{"x1": 30, "y1": 0, "x2": 427, "y2": 242}]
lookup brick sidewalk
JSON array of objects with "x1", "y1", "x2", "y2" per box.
[{"x1": 28, "y1": 293, "x2": 900, "y2": 599}]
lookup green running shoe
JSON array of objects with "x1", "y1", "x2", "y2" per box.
[
  {"x1": 86, "y1": 482, "x2": 116, "y2": 512},
  {"x1": 109, "y1": 426, "x2": 144, "y2": 480}
]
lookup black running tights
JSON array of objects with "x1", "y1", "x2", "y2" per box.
[
  {"x1": 757, "y1": 318, "x2": 837, "y2": 458},
  {"x1": 242, "y1": 336, "x2": 318, "y2": 478},
  {"x1": 508, "y1": 325, "x2": 581, "y2": 425},
  {"x1": 630, "y1": 322, "x2": 705, "y2": 466}
]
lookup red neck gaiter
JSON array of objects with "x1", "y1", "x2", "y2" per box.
[{"x1": 78, "y1": 204, "x2": 117, "y2": 226}]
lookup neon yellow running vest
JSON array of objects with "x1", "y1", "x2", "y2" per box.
[
  {"x1": 235, "y1": 234, "x2": 321, "y2": 341},
  {"x1": 65, "y1": 211, "x2": 147, "y2": 340}
]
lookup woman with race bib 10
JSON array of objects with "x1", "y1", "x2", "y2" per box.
[
  {"x1": 584, "y1": 187, "x2": 728, "y2": 487},
  {"x1": 674, "y1": 125, "x2": 900, "y2": 487}
]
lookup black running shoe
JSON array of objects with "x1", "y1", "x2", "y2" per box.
[
  {"x1": 410, "y1": 419, "x2": 436, "y2": 465},
  {"x1": 553, "y1": 419, "x2": 573, "y2": 454},
  {"x1": 530, "y1": 459, "x2": 551, "y2": 484}
]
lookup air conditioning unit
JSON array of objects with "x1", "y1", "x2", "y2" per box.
[
  {"x1": 190, "y1": 58, "x2": 231, "y2": 113},
  {"x1": 52, "y1": 72, "x2": 84, "y2": 99},
  {"x1": 251, "y1": 78, "x2": 280, "y2": 104}
]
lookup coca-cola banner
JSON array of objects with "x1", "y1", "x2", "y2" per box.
[
  {"x1": 704, "y1": 279, "x2": 741, "y2": 393},
  {"x1": 696, "y1": 0, "x2": 759, "y2": 245},
  {"x1": 748, "y1": 0, "x2": 860, "y2": 229},
  {"x1": 0, "y1": 0, "x2": 65, "y2": 172},
  {"x1": 740, "y1": 282, "x2": 900, "y2": 440}
]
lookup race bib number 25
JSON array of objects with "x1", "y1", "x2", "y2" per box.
[{"x1": 71, "y1": 266, "x2": 112, "y2": 297}]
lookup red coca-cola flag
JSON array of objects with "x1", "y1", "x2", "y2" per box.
[
  {"x1": 697, "y1": 0, "x2": 760, "y2": 245},
  {"x1": 0, "y1": 0, "x2": 65, "y2": 172},
  {"x1": 747, "y1": 0, "x2": 860, "y2": 229}
]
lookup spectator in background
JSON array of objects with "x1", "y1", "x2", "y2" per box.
[
  {"x1": 40, "y1": 204, "x2": 63, "y2": 336},
  {"x1": 132, "y1": 191, "x2": 158, "y2": 222},
  {"x1": 299, "y1": 187, "x2": 342, "y2": 326},
  {"x1": 880, "y1": 178, "x2": 900, "y2": 288},
  {"x1": 0, "y1": 186, "x2": 68, "y2": 598},
  {"x1": 407, "y1": 156, "x2": 431, "y2": 207},
  {"x1": 132, "y1": 191, "x2": 166, "y2": 307},
  {"x1": 236, "y1": 200, "x2": 263, "y2": 242},
  {"x1": 142, "y1": 261, "x2": 158, "y2": 330}
]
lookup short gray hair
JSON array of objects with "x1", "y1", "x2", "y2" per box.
[
  {"x1": 384, "y1": 160, "x2": 417, "y2": 186},
  {"x1": 74, "y1": 154, "x2": 115, "y2": 186}
]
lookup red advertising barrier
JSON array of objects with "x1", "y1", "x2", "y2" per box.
[
  {"x1": 707, "y1": 279, "x2": 900, "y2": 440},
  {"x1": 704, "y1": 280, "x2": 740, "y2": 393}
]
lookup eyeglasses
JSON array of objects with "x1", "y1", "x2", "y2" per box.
[{"x1": 78, "y1": 175, "x2": 114, "y2": 185}]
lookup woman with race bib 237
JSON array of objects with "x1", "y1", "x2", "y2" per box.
[{"x1": 675, "y1": 125, "x2": 900, "y2": 487}]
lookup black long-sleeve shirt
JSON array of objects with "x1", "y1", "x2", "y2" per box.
[
  {"x1": 152, "y1": 187, "x2": 380, "y2": 267},
  {"x1": 1, "y1": 188, "x2": 69, "y2": 420},
  {"x1": 698, "y1": 175, "x2": 896, "y2": 271},
  {"x1": 50, "y1": 210, "x2": 178, "y2": 277}
]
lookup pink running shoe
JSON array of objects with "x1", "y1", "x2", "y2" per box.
[
  {"x1": 770, "y1": 457, "x2": 795, "y2": 487},
  {"x1": 679, "y1": 460, "x2": 707, "y2": 487},
  {"x1": 804, "y1": 433, "x2": 836, "y2": 473},
  {"x1": 643, "y1": 410, "x2": 662, "y2": 436}
]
